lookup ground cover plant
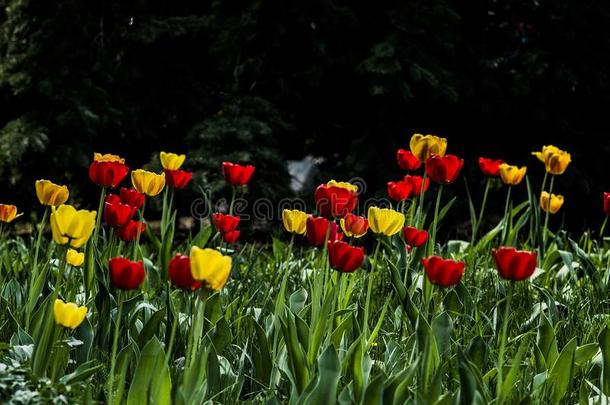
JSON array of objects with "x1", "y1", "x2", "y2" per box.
[{"x1": 0, "y1": 135, "x2": 610, "y2": 404}]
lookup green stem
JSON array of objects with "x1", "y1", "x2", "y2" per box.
[
  {"x1": 93, "y1": 188, "x2": 107, "y2": 246},
  {"x1": 542, "y1": 176, "x2": 555, "y2": 256},
  {"x1": 26, "y1": 207, "x2": 49, "y2": 329},
  {"x1": 229, "y1": 187, "x2": 236, "y2": 216},
  {"x1": 166, "y1": 291, "x2": 181, "y2": 362},
  {"x1": 107, "y1": 291, "x2": 123, "y2": 405},
  {"x1": 472, "y1": 178, "x2": 491, "y2": 245},
  {"x1": 427, "y1": 184, "x2": 444, "y2": 257},
  {"x1": 363, "y1": 238, "x2": 382, "y2": 335},
  {"x1": 496, "y1": 282, "x2": 514, "y2": 403},
  {"x1": 132, "y1": 200, "x2": 146, "y2": 260},
  {"x1": 501, "y1": 186, "x2": 512, "y2": 245},
  {"x1": 415, "y1": 172, "x2": 428, "y2": 228}
]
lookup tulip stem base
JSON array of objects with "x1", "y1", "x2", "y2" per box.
[
  {"x1": 496, "y1": 281, "x2": 514, "y2": 403},
  {"x1": 107, "y1": 292, "x2": 123, "y2": 405}
]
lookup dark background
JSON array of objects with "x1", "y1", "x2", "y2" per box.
[{"x1": 1, "y1": 0, "x2": 609, "y2": 234}]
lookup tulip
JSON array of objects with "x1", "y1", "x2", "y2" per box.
[
  {"x1": 160, "y1": 152, "x2": 186, "y2": 170},
  {"x1": 492, "y1": 247, "x2": 537, "y2": 281},
  {"x1": 0, "y1": 204, "x2": 23, "y2": 223},
  {"x1": 314, "y1": 180, "x2": 358, "y2": 218},
  {"x1": 532, "y1": 145, "x2": 571, "y2": 175},
  {"x1": 109, "y1": 257, "x2": 146, "y2": 290},
  {"x1": 340, "y1": 213, "x2": 369, "y2": 238},
  {"x1": 425, "y1": 154, "x2": 464, "y2": 184},
  {"x1": 422, "y1": 256, "x2": 465, "y2": 287},
  {"x1": 131, "y1": 169, "x2": 165, "y2": 197},
  {"x1": 212, "y1": 213, "x2": 240, "y2": 234},
  {"x1": 222, "y1": 162, "x2": 255, "y2": 186},
  {"x1": 478, "y1": 157, "x2": 505, "y2": 177},
  {"x1": 35, "y1": 180, "x2": 69, "y2": 206},
  {"x1": 104, "y1": 195, "x2": 137, "y2": 228},
  {"x1": 396, "y1": 149, "x2": 422, "y2": 171},
  {"x1": 118, "y1": 220, "x2": 146, "y2": 242},
  {"x1": 306, "y1": 216, "x2": 342, "y2": 247},
  {"x1": 89, "y1": 153, "x2": 129, "y2": 188},
  {"x1": 604, "y1": 192, "x2": 610, "y2": 216},
  {"x1": 53, "y1": 299, "x2": 87, "y2": 329},
  {"x1": 50, "y1": 205, "x2": 96, "y2": 248},
  {"x1": 409, "y1": 134, "x2": 448, "y2": 162},
  {"x1": 66, "y1": 249, "x2": 85, "y2": 267},
  {"x1": 540, "y1": 191, "x2": 564, "y2": 214},
  {"x1": 222, "y1": 230, "x2": 240, "y2": 244},
  {"x1": 189, "y1": 247, "x2": 232, "y2": 291},
  {"x1": 387, "y1": 180, "x2": 412, "y2": 202},
  {"x1": 367, "y1": 206, "x2": 405, "y2": 236},
  {"x1": 119, "y1": 187, "x2": 145, "y2": 210},
  {"x1": 168, "y1": 254, "x2": 201, "y2": 290},
  {"x1": 164, "y1": 169, "x2": 192, "y2": 189},
  {"x1": 404, "y1": 175, "x2": 430, "y2": 196},
  {"x1": 403, "y1": 226, "x2": 428, "y2": 247},
  {"x1": 282, "y1": 209, "x2": 308, "y2": 235},
  {"x1": 498, "y1": 163, "x2": 527, "y2": 185},
  {"x1": 328, "y1": 240, "x2": 365, "y2": 273}
]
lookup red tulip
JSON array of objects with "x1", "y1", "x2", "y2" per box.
[
  {"x1": 478, "y1": 157, "x2": 505, "y2": 177},
  {"x1": 387, "y1": 180, "x2": 412, "y2": 202},
  {"x1": 340, "y1": 213, "x2": 369, "y2": 238},
  {"x1": 314, "y1": 183, "x2": 358, "y2": 218},
  {"x1": 492, "y1": 247, "x2": 537, "y2": 281},
  {"x1": 89, "y1": 161, "x2": 129, "y2": 188},
  {"x1": 404, "y1": 175, "x2": 430, "y2": 196},
  {"x1": 396, "y1": 149, "x2": 422, "y2": 171},
  {"x1": 425, "y1": 154, "x2": 464, "y2": 184},
  {"x1": 109, "y1": 257, "x2": 145, "y2": 290},
  {"x1": 222, "y1": 230, "x2": 240, "y2": 244},
  {"x1": 104, "y1": 198, "x2": 136, "y2": 228},
  {"x1": 328, "y1": 240, "x2": 365, "y2": 273},
  {"x1": 119, "y1": 187, "x2": 145, "y2": 210},
  {"x1": 422, "y1": 256, "x2": 465, "y2": 287},
  {"x1": 222, "y1": 162, "x2": 255, "y2": 186},
  {"x1": 306, "y1": 216, "x2": 342, "y2": 247},
  {"x1": 403, "y1": 226, "x2": 428, "y2": 247},
  {"x1": 212, "y1": 213, "x2": 240, "y2": 234},
  {"x1": 168, "y1": 254, "x2": 201, "y2": 290},
  {"x1": 164, "y1": 169, "x2": 192, "y2": 189},
  {"x1": 604, "y1": 192, "x2": 610, "y2": 216},
  {"x1": 118, "y1": 220, "x2": 146, "y2": 242}
]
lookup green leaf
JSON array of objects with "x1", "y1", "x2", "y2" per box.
[
  {"x1": 599, "y1": 325, "x2": 610, "y2": 396},
  {"x1": 546, "y1": 337, "x2": 576, "y2": 403},
  {"x1": 126, "y1": 337, "x2": 172, "y2": 405}
]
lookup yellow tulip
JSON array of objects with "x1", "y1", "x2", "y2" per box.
[
  {"x1": 131, "y1": 169, "x2": 166, "y2": 196},
  {"x1": 0, "y1": 204, "x2": 22, "y2": 223},
  {"x1": 53, "y1": 299, "x2": 87, "y2": 329},
  {"x1": 35, "y1": 180, "x2": 69, "y2": 206},
  {"x1": 499, "y1": 164, "x2": 527, "y2": 185},
  {"x1": 532, "y1": 145, "x2": 571, "y2": 175},
  {"x1": 282, "y1": 209, "x2": 307, "y2": 235},
  {"x1": 160, "y1": 152, "x2": 186, "y2": 170},
  {"x1": 409, "y1": 134, "x2": 448, "y2": 162},
  {"x1": 190, "y1": 247, "x2": 232, "y2": 291},
  {"x1": 540, "y1": 192, "x2": 564, "y2": 214},
  {"x1": 50, "y1": 205, "x2": 96, "y2": 248},
  {"x1": 93, "y1": 152, "x2": 125, "y2": 163},
  {"x1": 325, "y1": 180, "x2": 358, "y2": 193},
  {"x1": 66, "y1": 249, "x2": 85, "y2": 267},
  {"x1": 367, "y1": 206, "x2": 404, "y2": 236}
]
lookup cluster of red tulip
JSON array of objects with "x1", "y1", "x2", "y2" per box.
[
  {"x1": 278, "y1": 134, "x2": 545, "y2": 290},
  {"x1": 104, "y1": 188, "x2": 146, "y2": 242}
]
